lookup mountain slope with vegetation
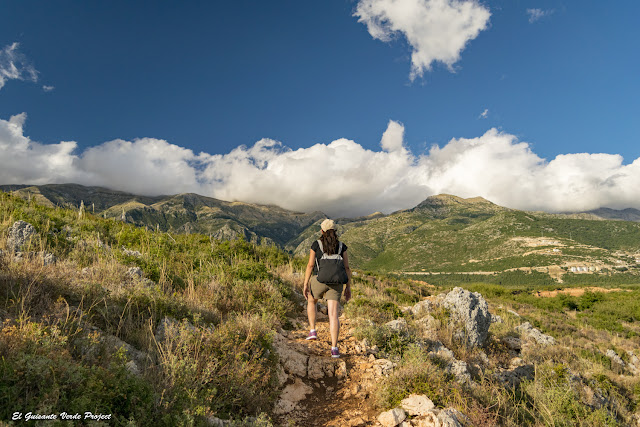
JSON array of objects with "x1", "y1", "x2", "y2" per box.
[
  {"x1": 1, "y1": 184, "x2": 325, "y2": 246},
  {"x1": 337, "y1": 195, "x2": 640, "y2": 274}
]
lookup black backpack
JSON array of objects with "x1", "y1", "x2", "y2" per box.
[{"x1": 315, "y1": 240, "x2": 349, "y2": 284}]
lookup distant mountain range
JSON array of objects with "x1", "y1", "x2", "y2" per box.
[{"x1": 3, "y1": 184, "x2": 640, "y2": 273}]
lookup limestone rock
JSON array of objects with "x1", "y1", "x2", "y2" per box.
[
  {"x1": 7, "y1": 220, "x2": 37, "y2": 252},
  {"x1": 516, "y1": 322, "x2": 555, "y2": 346},
  {"x1": 411, "y1": 299, "x2": 436, "y2": 316},
  {"x1": 41, "y1": 251, "x2": 57, "y2": 266},
  {"x1": 127, "y1": 266, "x2": 144, "y2": 279},
  {"x1": 273, "y1": 333, "x2": 308, "y2": 377},
  {"x1": 626, "y1": 351, "x2": 640, "y2": 375},
  {"x1": 206, "y1": 416, "x2": 225, "y2": 427},
  {"x1": 416, "y1": 315, "x2": 438, "y2": 340},
  {"x1": 400, "y1": 394, "x2": 435, "y2": 416},
  {"x1": 502, "y1": 336, "x2": 522, "y2": 351},
  {"x1": 428, "y1": 341, "x2": 456, "y2": 361},
  {"x1": 495, "y1": 363, "x2": 535, "y2": 387},
  {"x1": 308, "y1": 355, "x2": 346, "y2": 379},
  {"x1": 442, "y1": 287, "x2": 491, "y2": 347},
  {"x1": 273, "y1": 378, "x2": 312, "y2": 414},
  {"x1": 447, "y1": 360, "x2": 471, "y2": 384},
  {"x1": 122, "y1": 247, "x2": 142, "y2": 257},
  {"x1": 606, "y1": 349, "x2": 626, "y2": 369},
  {"x1": 378, "y1": 408, "x2": 406, "y2": 427},
  {"x1": 372, "y1": 358, "x2": 396, "y2": 378},
  {"x1": 78, "y1": 325, "x2": 148, "y2": 376},
  {"x1": 438, "y1": 408, "x2": 464, "y2": 427},
  {"x1": 410, "y1": 411, "x2": 440, "y2": 427},
  {"x1": 317, "y1": 302, "x2": 328, "y2": 315},
  {"x1": 385, "y1": 318, "x2": 408, "y2": 332}
]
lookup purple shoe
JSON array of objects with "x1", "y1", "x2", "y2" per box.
[
  {"x1": 306, "y1": 330, "x2": 317, "y2": 340},
  {"x1": 331, "y1": 347, "x2": 340, "y2": 358}
]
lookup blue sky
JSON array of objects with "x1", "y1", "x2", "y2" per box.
[{"x1": 1, "y1": 1, "x2": 639, "y2": 216}]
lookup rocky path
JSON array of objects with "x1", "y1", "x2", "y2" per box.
[{"x1": 273, "y1": 308, "x2": 386, "y2": 427}]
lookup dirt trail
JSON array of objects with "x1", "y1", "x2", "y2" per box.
[
  {"x1": 534, "y1": 287, "x2": 631, "y2": 298},
  {"x1": 273, "y1": 309, "x2": 383, "y2": 427}
]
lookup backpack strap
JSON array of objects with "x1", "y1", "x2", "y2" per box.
[
  {"x1": 337, "y1": 241, "x2": 343, "y2": 256},
  {"x1": 315, "y1": 239, "x2": 323, "y2": 271}
]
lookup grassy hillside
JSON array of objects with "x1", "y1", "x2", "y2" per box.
[
  {"x1": 0, "y1": 191, "x2": 302, "y2": 425},
  {"x1": 338, "y1": 195, "x2": 640, "y2": 274}
]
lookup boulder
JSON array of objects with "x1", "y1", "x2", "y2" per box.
[
  {"x1": 515, "y1": 322, "x2": 555, "y2": 346},
  {"x1": 78, "y1": 325, "x2": 149, "y2": 376},
  {"x1": 41, "y1": 252, "x2": 57, "y2": 266},
  {"x1": 447, "y1": 360, "x2": 471, "y2": 384},
  {"x1": 495, "y1": 363, "x2": 535, "y2": 388},
  {"x1": 372, "y1": 358, "x2": 396, "y2": 378},
  {"x1": 626, "y1": 351, "x2": 640, "y2": 375},
  {"x1": 400, "y1": 394, "x2": 435, "y2": 416},
  {"x1": 606, "y1": 349, "x2": 626, "y2": 369},
  {"x1": 438, "y1": 408, "x2": 464, "y2": 427},
  {"x1": 411, "y1": 299, "x2": 436, "y2": 316},
  {"x1": 7, "y1": 220, "x2": 37, "y2": 252},
  {"x1": 410, "y1": 411, "x2": 440, "y2": 427},
  {"x1": 127, "y1": 266, "x2": 144, "y2": 279},
  {"x1": 122, "y1": 247, "x2": 142, "y2": 257},
  {"x1": 416, "y1": 315, "x2": 438, "y2": 340},
  {"x1": 502, "y1": 336, "x2": 522, "y2": 351},
  {"x1": 442, "y1": 287, "x2": 491, "y2": 347},
  {"x1": 428, "y1": 341, "x2": 456, "y2": 361},
  {"x1": 385, "y1": 318, "x2": 408, "y2": 332},
  {"x1": 378, "y1": 408, "x2": 406, "y2": 427}
]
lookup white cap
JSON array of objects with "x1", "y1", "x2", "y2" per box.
[{"x1": 320, "y1": 218, "x2": 335, "y2": 232}]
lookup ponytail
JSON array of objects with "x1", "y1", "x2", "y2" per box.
[{"x1": 320, "y1": 229, "x2": 339, "y2": 255}]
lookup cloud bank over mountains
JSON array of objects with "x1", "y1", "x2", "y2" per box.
[{"x1": 1, "y1": 113, "x2": 639, "y2": 218}]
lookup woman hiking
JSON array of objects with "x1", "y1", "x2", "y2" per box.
[{"x1": 302, "y1": 219, "x2": 352, "y2": 358}]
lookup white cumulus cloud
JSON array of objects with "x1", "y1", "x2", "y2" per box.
[
  {"x1": 0, "y1": 43, "x2": 39, "y2": 90},
  {"x1": 479, "y1": 108, "x2": 489, "y2": 119},
  {"x1": 2, "y1": 113, "x2": 640, "y2": 218},
  {"x1": 354, "y1": 0, "x2": 491, "y2": 79}
]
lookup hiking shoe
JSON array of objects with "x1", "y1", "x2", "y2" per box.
[
  {"x1": 306, "y1": 330, "x2": 317, "y2": 340},
  {"x1": 331, "y1": 347, "x2": 340, "y2": 358}
]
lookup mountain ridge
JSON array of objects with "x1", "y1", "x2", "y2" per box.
[{"x1": 3, "y1": 184, "x2": 640, "y2": 275}]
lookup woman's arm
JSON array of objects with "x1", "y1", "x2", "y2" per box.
[
  {"x1": 343, "y1": 251, "x2": 352, "y2": 302},
  {"x1": 303, "y1": 249, "x2": 316, "y2": 300}
]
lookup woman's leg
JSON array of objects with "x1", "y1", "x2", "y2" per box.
[
  {"x1": 327, "y1": 300, "x2": 340, "y2": 348},
  {"x1": 307, "y1": 297, "x2": 318, "y2": 331}
]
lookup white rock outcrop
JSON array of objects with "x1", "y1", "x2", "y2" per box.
[
  {"x1": 400, "y1": 394, "x2": 435, "y2": 416},
  {"x1": 7, "y1": 220, "x2": 37, "y2": 252},
  {"x1": 516, "y1": 322, "x2": 555, "y2": 346},
  {"x1": 442, "y1": 287, "x2": 491, "y2": 347},
  {"x1": 378, "y1": 408, "x2": 406, "y2": 427}
]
